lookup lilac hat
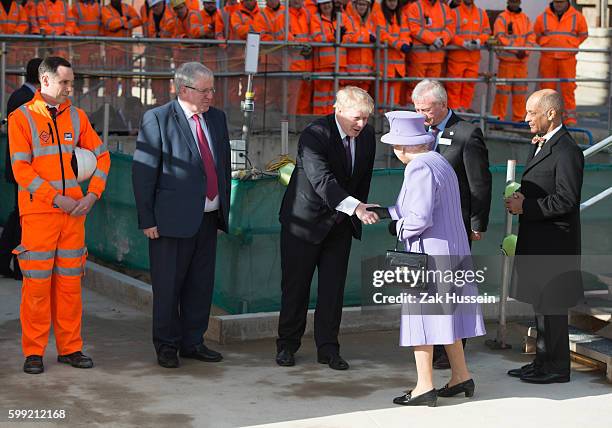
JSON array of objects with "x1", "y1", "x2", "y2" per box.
[{"x1": 381, "y1": 111, "x2": 435, "y2": 146}]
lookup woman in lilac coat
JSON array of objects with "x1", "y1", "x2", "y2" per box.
[{"x1": 382, "y1": 111, "x2": 486, "y2": 407}]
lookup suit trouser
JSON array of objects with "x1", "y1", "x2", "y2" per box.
[
  {"x1": 149, "y1": 212, "x2": 218, "y2": 354},
  {"x1": 277, "y1": 219, "x2": 353, "y2": 356},
  {"x1": 15, "y1": 213, "x2": 87, "y2": 357},
  {"x1": 539, "y1": 55, "x2": 578, "y2": 125},
  {"x1": 534, "y1": 312, "x2": 570, "y2": 375}
]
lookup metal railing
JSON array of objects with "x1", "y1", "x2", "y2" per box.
[{"x1": 1, "y1": 32, "x2": 611, "y2": 137}]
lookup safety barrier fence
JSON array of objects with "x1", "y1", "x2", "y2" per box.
[{"x1": 1, "y1": 33, "x2": 611, "y2": 137}]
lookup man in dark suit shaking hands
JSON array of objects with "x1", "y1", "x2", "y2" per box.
[
  {"x1": 132, "y1": 62, "x2": 231, "y2": 369},
  {"x1": 276, "y1": 86, "x2": 379, "y2": 370},
  {"x1": 506, "y1": 89, "x2": 584, "y2": 384},
  {"x1": 412, "y1": 79, "x2": 492, "y2": 369}
]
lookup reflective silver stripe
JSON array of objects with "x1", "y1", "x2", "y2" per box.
[
  {"x1": 54, "y1": 266, "x2": 83, "y2": 277},
  {"x1": 27, "y1": 177, "x2": 44, "y2": 193},
  {"x1": 70, "y1": 107, "x2": 80, "y2": 147},
  {"x1": 18, "y1": 250, "x2": 55, "y2": 261},
  {"x1": 14, "y1": 244, "x2": 26, "y2": 253},
  {"x1": 93, "y1": 169, "x2": 107, "y2": 181},
  {"x1": 93, "y1": 143, "x2": 108, "y2": 157},
  {"x1": 19, "y1": 106, "x2": 40, "y2": 149},
  {"x1": 11, "y1": 152, "x2": 32, "y2": 163},
  {"x1": 22, "y1": 269, "x2": 53, "y2": 279},
  {"x1": 33, "y1": 145, "x2": 61, "y2": 157},
  {"x1": 50, "y1": 179, "x2": 78, "y2": 190},
  {"x1": 313, "y1": 101, "x2": 331, "y2": 106},
  {"x1": 56, "y1": 248, "x2": 86, "y2": 258}
]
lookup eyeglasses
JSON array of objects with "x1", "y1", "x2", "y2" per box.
[{"x1": 185, "y1": 85, "x2": 216, "y2": 95}]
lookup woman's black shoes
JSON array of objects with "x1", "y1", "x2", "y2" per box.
[
  {"x1": 437, "y1": 379, "x2": 475, "y2": 398},
  {"x1": 393, "y1": 389, "x2": 438, "y2": 407}
]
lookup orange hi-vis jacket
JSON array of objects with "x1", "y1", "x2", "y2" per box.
[
  {"x1": 200, "y1": 8, "x2": 225, "y2": 40},
  {"x1": 494, "y1": 8, "x2": 535, "y2": 63},
  {"x1": 8, "y1": 91, "x2": 111, "y2": 216},
  {"x1": 172, "y1": 8, "x2": 206, "y2": 38},
  {"x1": 101, "y1": 2, "x2": 142, "y2": 37},
  {"x1": 37, "y1": 0, "x2": 76, "y2": 35},
  {"x1": 72, "y1": 1, "x2": 102, "y2": 36},
  {"x1": 344, "y1": 6, "x2": 378, "y2": 76},
  {"x1": 448, "y1": 2, "x2": 490, "y2": 63},
  {"x1": 230, "y1": 5, "x2": 271, "y2": 40},
  {"x1": 23, "y1": 0, "x2": 39, "y2": 34},
  {"x1": 141, "y1": 5, "x2": 175, "y2": 38},
  {"x1": 220, "y1": 3, "x2": 240, "y2": 38},
  {"x1": 374, "y1": 12, "x2": 411, "y2": 77},
  {"x1": 534, "y1": 5, "x2": 588, "y2": 60},
  {"x1": 310, "y1": 12, "x2": 350, "y2": 71},
  {"x1": 260, "y1": 4, "x2": 284, "y2": 38},
  {"x1": 405, "y1": 0, "x2": 454, "y2": 63},
  {"x1": 273, "y1": 6, "x2": 313, "y2": 72},
  {"x1": 0, "y1": 1, "x2": 28, "y2": 34}
]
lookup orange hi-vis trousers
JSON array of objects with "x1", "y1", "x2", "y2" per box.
[
  {"x1": 539, "y1": 55, "x2": 578, "y2": 126},
  {"x1": 493, "y1": 61, "x2": 529, "y2": 122},
  {"x1": 446, "y1": 60, "x2": 479, "y2": 110},
  {"x1": 14, "y1": 213, "x2": 87, "y2": 357},
  {"x1": 404, "y1": 61, "x2": 444, "y2": 105}
]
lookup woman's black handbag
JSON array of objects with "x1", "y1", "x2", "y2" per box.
[{"x1": 385, "y1": 233, "x2": 428, "y2": 289}]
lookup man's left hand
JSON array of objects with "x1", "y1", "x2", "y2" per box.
[
  {"x1": 470, "y1": 231, "x2": 484, "y2": 241},
  {"x1": 504, "y1": 192, "x2": 525, "y2": 215},
  {"x1": 70, "y1": 193, "x2": 98, "y2": 216}
]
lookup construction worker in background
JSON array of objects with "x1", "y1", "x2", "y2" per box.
[
  {"x1": 492, "y1": 0, "x2": 535, "y2": 122},
  {"x1": 375, "y1": 0, "x2": 412, "y2": 106},
  {"x1": 36, "y1": 0, "x2": 76, "y2": 58},
  {"x1": 405, "y1": 0, "x2": 455, "y2": 104},
  {"x1": 445, "y1": 0, "x2": 490, "y2": 112},
  {"x1": 170, "y1": 0, "x2": 205, "y2": 68},
  {"x1": 345, "y1": 0, "x2": 379, "y2": 94},
  {"x1": 222, "y1": 0, "x2": 240, "y2": 39},
  {"x1": 8, "y1": 56, "x2": 110, "y2": 375},
  {"x1": 20, "y1": 0, "x2": 39, "y2": 34},
  {"x1": 140, "y1": 0, "x2": 174, "y2": 105},
  {"x1": 101, "y1": 0, "x2": 142, "y2": 98},
  {"x1": 201, "y1": 0, "x2": 226, "y2": 43},
  {"x1": 274, "y1": 0, "x2": 314, "y2": 115},
  {"x1": 310, "y1": 0, "x2": 351, "y2": 115},
  {"x1": 72, "y1": 0, "x2": 103, "y2": 96},
  {"x1": 0, "y1": 0, "x2": 28, "y2": 90},
  {"x1": 260, "y1": 0, "x2": 286, "y2": 109},
  {"x1": 534, "y1": 0, "x2": 588, "y2": 126}
]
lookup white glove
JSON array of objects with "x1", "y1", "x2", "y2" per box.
[
  {"x1": 433, "y1": 38, "x2": 444, "y2": 49},
  {"x1": 472, "y1": 39, "x2": 481, "y2": 49},
  {"x1": 462, "y1": 40, "x2": 472, "y2": 49}
]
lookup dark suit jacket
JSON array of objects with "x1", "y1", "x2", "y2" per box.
[
  {"x1": 279, "y1": 114, "x2": 376, "y2": 244},
  {"x1": 510, "y1": 127, "x2": 584, "y2": 311},
  {"x1": 5, "y1": 84, "x2": 36, "y2": 183},
  {"x1": 132, "y1": 100, "x2": 231, "y2": 238},
  {"x1": 438, "y1": 112, "x2": 492, "y2": 235}
]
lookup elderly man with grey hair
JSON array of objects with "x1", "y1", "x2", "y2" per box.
[
  {"x1": 276, "y1": 86, "x2": 379, "y2": 370},
  {"x1": 412, "y1": 79, "x2": 492, "y2": 369},
  {"x1": 132, "y1": 62, "x2": 231, "y2": 369}
]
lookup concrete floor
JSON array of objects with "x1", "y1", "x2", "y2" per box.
[{"x1": 0, "y1": 276, "x2": 610, "y2": 428}]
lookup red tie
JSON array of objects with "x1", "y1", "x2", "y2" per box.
[{"x1": 192, "y1": 115, "x2": 218, "y2": 200}]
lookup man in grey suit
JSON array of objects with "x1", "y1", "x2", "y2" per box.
[{"x1": 132, "y1": 62, "x2": 231, "y2": 368}]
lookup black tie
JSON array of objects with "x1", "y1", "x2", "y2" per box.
[
  {"x1": 343, "y1": 136, "x2": 352, "y2": 175},
  {"x1": 430, "y1": 126, "x2": 440, "y2": 152}
]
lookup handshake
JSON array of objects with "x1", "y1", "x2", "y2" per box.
[{"x1": 354, "y1": 203, "x2": 391, "y2": 225}]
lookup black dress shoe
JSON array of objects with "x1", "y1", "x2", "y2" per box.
[
  {"x1": 508, "y1": 362, "x2": 537, "y2": 378},
  {"x1": 157, "y1": 346, "x2": 179, "y2": 368},
  {"x1": 23, "y1": 355, "x2": 44, "y2": 374},
  {"x1": 57, "y1": 351, "x2": 94, "y2": 369},
  {"x1": 433, "y1": 354, "x2": 451, "y2": 370},
  {"x1": 437, "y1": 379, "x2": 475, "y2": 397},
  {"x1": 275, "y1": 349, "x2": 295, "y2": 367},
  {"x1": 393, "y1": 389, "x2": 438, "y2": 407},
  {"x1": 180, "y1": 343, "x2": 223, "y2": 362},
  {"x1": 520, "y1": 370, "x2": 570, "y2": 384},
  {"x1": 318, "y1": 354, "x2": 349, "y2": 370}
]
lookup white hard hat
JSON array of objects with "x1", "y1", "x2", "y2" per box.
[{"x1": 72, "y1": 147, "x2": 97, "y2": 183}]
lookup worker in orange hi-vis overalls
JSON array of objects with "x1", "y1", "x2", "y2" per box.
[
  {"x1": 373, "y1": 0, "x2": 412, "y2": 107},
  {"x1": 8, "y1": 57, "x2": 110, "y2": 375},
  {"x1": 492, "y1": 0, "x2": 535, "y2": 122},
  {"x1": 101, "y1": 0, "x2": 142, "y2": 98},
  {"x1": 198, "y1": 0, "x2": 226, "y2": 72},
  {"x1": 404, "y1": 0, "x2": 455, "y2": 105},
  {"x1": 445, "y1": 0, "x2": 490, "y2": 111},
  {"x1": 259, "y1": 0, "x2": 285, "y2": 109},
  {"x1": 274, "y1": 0, "x2": 314, "y2": 115},
  {"x1": 534, "y1": 0, "x2": 588, "y2": 126},
  {"x1": 72, "y1": 0, "x2": 103, "y2": 96},
  {"x1": 310, "y1": 0, "x2": 351, "y2": 115},
  {"x1": 345, "y1": 0, "x2": 379, "y2": 94},
  {"x1": 36, "y1": 0, "x2": 77, "y2": 59},
  {"x1": 0, "y1": 0, "x2": 28, "y2": 91}
]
